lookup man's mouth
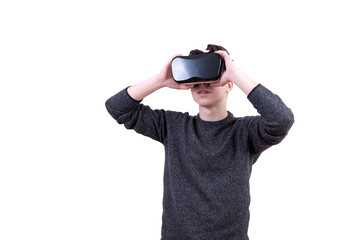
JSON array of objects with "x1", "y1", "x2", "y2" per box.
[
  {"x1": 193, "y1": 83, "x2": 212, "y2": 95},
  {"x1": 197, "y1": 89, "x2": 211, "y2": 95}
]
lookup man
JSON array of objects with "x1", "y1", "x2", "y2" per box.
[{"x1": 105, "y1": 44, "x2": 294, "y2": 240}]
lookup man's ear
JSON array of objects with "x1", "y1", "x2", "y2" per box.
[{"x1": 226, "y1": 82, "x2": 234, "y2": 93}]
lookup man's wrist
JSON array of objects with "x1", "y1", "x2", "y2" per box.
[
  {"x1": 152, "y1": 74, "x2": 166, "y2": 89},
  {"x1": 233, "y1": 71, "x2": 258, "y2": 96},
  {"x1": 127, "y1": 75, "x2": 164, "y2": 101}
]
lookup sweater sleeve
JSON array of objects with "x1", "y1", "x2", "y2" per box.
[
  {"x1": 105, "y1": 87, "x2": 169, "y2": 143},
  {"x1": 246, "y1": 84, "x2": 295, "y2": 155}
]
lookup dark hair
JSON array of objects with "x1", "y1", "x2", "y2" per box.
[{"x1": 189, "y1": 44, "x2": 229, "y2": 56}]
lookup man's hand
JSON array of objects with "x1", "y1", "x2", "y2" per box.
[
  {"x1": 157, "y1": 55, "x2": 191, "y2": 90},
  {"x1": 212, "y1": 50, "x2": 259, "y2": 95},
  {"x1": 127, "y1": 55, "x2": 190, "y2": 101}
]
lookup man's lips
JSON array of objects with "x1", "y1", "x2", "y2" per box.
[{"x1": 197, "y1": 89, "x2": 211, "y2": 95}]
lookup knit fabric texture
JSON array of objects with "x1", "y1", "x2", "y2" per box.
[{"x1": 105, "y1": 84, "x2": 294, "y2": 240}]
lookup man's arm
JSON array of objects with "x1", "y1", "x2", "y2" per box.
[
  {"x1": 127, "y1": 55, "x2": 190, "y2": 101},
  {"x1": 214, "y1": 50, "x2": 259, "y2": 96},
  {"x1": 105, "y1": 55, "x2": 189, "y2": 143},
  {"x1": 215, "y1": 50, "x2": 294, "y2": 155},
  {"x1": 246, "y1": 85, "x2": 294, "y2": 155}
]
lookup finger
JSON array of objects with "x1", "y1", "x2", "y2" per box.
[
  {"x1": 170, "y1": 53, "x2": 183, "y2": 60},
  {"x1": 209, "y1": 80, "x2": 223, "y2": 88},
  {"x1": 210, "y1": 82, "x2": 220, "y2": 87},
  {"x1": 215, "y1": 50, "x2": 232, "y2": 64},
  {"x1": 175, "y1": 83, "x2": 191, "y2": 90},
  {"x1": 167, "y1": 53, "x2": 183, "y2": 66},
  {"x1": 179, "y1": 85, "x2": 191, "y2": 90}
]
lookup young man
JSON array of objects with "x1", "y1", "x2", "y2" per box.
[{"x1": 105, "y1": 45, "x2": 294, "y2": 240}]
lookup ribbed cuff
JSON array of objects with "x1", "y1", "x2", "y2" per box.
[
  {"x1": 246, "y1": 84, "x2": 277, "y2": 112},
  {"x1": 125, "y1": 86, "x2": 143, "y2": 103},
  {"x1": 247, "y1": 84, "x2": 264, "y2": 101},
  {"x1": 106, "y1": 87, "x2": 142, "y2": 111}
]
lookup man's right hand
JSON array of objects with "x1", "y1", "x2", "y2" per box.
[
  {"x1": 127, "y1": 55, "x2": 190, "y2": 101},
  {"x1": 157, "y1": 54, "x2": 191, "y2": 90}
]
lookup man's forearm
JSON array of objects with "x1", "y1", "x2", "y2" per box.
[
  {"x1": 127, "y1": 75, "x2": 164, "y2": 101},
  {"x1": 232, "y1": 70, "x2": 259, "y2": 96}
]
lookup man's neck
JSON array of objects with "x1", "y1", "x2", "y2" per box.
[{"x1": 198, "y1": 106, "x2": 228, "y2": 122}]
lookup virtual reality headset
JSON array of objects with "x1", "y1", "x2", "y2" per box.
[{"x1": 171, "y1": 53, "x2": 224, "y2": 84}]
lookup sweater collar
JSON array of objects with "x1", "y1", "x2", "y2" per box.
[{"x1": 195, "y1": 111, "x2": 235, "y2": 125}]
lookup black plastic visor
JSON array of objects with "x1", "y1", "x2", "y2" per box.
[{"x1": 171, "y1": 53, "x2": 224, "y2": 84}]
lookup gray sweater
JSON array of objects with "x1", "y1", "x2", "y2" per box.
[{"x1": 105, "y1": 84, "x2": 294, "y2": 240}]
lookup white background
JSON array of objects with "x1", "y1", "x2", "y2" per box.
[{"x1": 1, "y1": 0, "x2": 359, "y2": 239}]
